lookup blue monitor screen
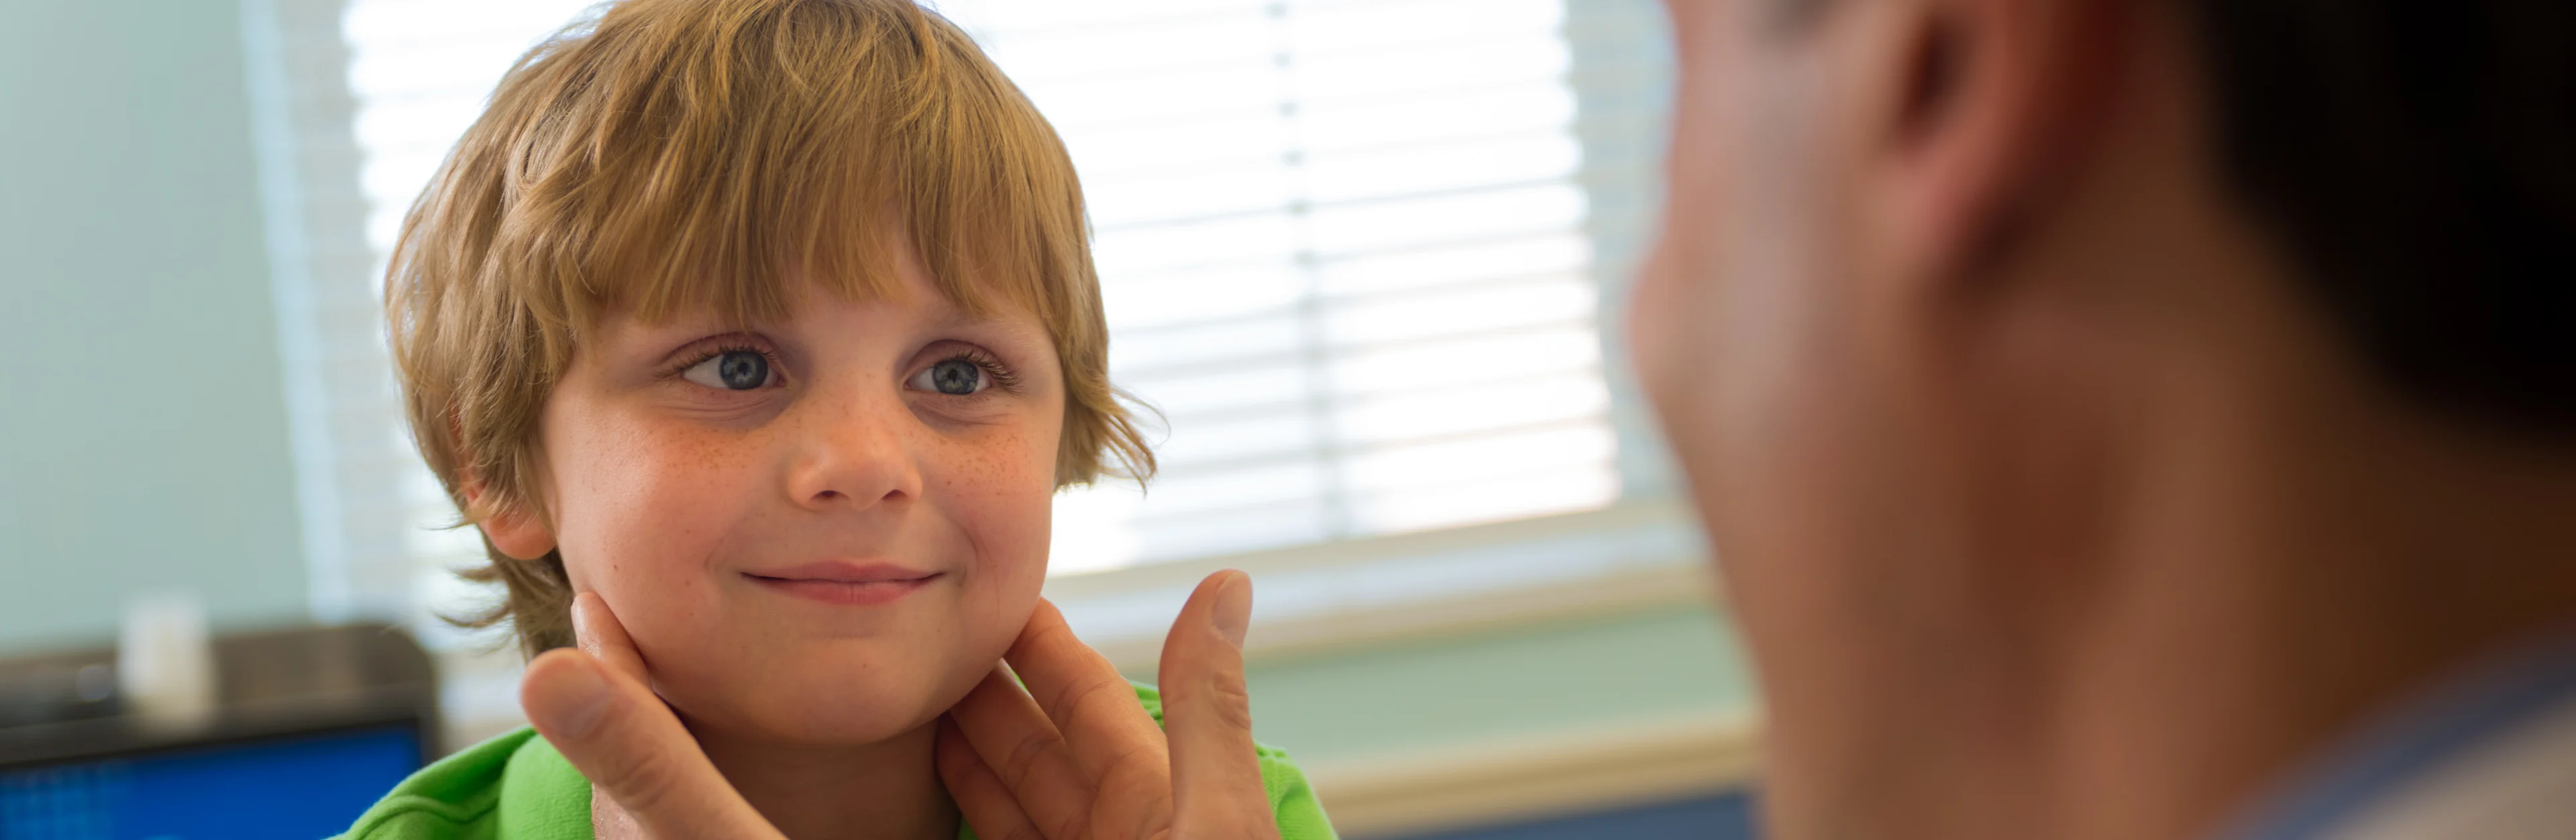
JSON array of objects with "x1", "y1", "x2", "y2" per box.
[{"x1": 0, "y1": 725, "x2": 422, "y2": 840}]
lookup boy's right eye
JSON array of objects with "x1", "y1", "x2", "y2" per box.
[{"x1": 682, "y1": 350, "x2": 775, "y2": 390}]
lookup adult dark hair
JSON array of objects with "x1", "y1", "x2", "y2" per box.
[{"x1": 2192, "y1": 1, "x2": 2576, "y2": 435}]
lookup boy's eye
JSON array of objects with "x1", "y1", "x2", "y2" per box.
[
  {"x1": 910, "y1": 358, "x2": 987, "y2": 396},
  {"x1": 682, "y1": 350, "x2": 774, "y2": 390}
]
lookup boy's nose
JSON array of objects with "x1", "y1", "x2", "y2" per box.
[{"x1": 783, "y1": 403, "x2": 925, "y2": 513}]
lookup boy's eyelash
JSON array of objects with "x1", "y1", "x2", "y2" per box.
[
  {"x1": 656, "y1": 338, "x2": 1020, "y2": 392},
  {"x1": 663, "y1": 340, "x2": 784, "y2": 383},
  {"x1": 941, "y1": 348, "x2": 1023, "y2": 393}
]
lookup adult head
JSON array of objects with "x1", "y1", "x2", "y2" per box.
[{"x1": 1631, "y1": 1, "x2": 2576, "y2": 838}]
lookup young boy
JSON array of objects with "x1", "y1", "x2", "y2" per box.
[{"x1": 337, "y1": 1, "x2": 1331, "y2": 837}]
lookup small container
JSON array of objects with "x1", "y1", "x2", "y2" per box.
[{"x1": 117, "y1": 592, "x2": 217, "y2": 732}]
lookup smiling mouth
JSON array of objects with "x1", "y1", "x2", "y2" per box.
[{"x1": 743, "y1": 570, "x2": 942, "y2": 606}]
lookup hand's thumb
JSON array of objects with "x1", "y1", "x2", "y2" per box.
[
  {"x1": 1162, "y1": 570, "x2": 1280, "y2": 839},
  {"x1": 522, "y1": 647, "x2": 780, "y2": 839}
]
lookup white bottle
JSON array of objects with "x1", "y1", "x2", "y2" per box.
[{"x1": 118, "y1": 592, "x2": 217, "y2": 731}]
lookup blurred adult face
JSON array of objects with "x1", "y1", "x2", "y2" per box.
[{"x1": 1629, "y1": 0, "x2": 1996, "y2": 827}]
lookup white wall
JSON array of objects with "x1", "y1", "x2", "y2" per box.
[{"x1": 0, "y1": 0, "x2": 309, "y2": 651}]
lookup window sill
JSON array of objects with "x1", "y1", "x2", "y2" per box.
[
  {"x1": 1306, "y1": 707, "x2": 1762, "y2": 837},
  {"x1": 1048, "y1": 496, "x2": 1717, "y2": 672}
]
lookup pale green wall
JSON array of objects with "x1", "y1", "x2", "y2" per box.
[
  {"x1": 0, "y1": 0, "x2": 309, "y2": 652},
  {"x1": 1138, "y1": 605, "x2": 1756, "y2": 765}
]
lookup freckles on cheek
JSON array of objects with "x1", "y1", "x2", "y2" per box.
[
  {"x1": 931, "y1": 426, "x2": 1057, "y2": 588},
  {"x1": 941, "y1": 420, "x2": 1060, "y2": 496},
  {"x1": 555, "y1": 413, "x2": 761, "y2": 591}
]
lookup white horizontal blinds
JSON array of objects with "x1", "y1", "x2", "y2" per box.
[
  {"x1": 340, "y1": 0, "x2": 602, "y2": 645},
  {"x1": 934, "y1": 0, "x2": 1624, "y2": 572},
  {"x1": 243, "y1": 0, "x2": 425, "y2": 627},
  {"x1": 1560, "y1": 0, "x2": 1679, "y2": 501},
  {"x1": 343, "y1": 0, "x2": 602, "y2": 255}
]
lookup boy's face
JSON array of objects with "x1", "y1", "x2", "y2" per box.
[{"x1": 490, "y1": 247, "x2": 1063, "y2": 746}]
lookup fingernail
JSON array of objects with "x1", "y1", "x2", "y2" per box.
[
  {"x1": 1210, "y1": 571, "x2": 1250, "y2": 649},
  {"x1": 529, "y1": 655, "x2": 612, "y2": 741}
]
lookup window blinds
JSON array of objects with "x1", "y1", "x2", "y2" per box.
[
  {"x1": 340, "y1": 0, "x2": 606, "y2": 642},
  {"x1": 935, "y1": 0, "x2": 1625, "y2": 573}
]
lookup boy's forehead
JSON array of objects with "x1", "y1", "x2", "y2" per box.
[{"x1": 596, "y1": 269, "x2": 1046, "y2": 335}]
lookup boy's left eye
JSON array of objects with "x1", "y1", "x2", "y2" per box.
[
  {"x1": 682, "y1": 350, "x2": 775, "y2": 390},
  {"x1": 910, "y1": 358, "x2": 988, "y2": 396}
]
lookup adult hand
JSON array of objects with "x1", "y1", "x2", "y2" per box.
[
  {"x1": 521, "y1": 592, "x2": 784, "y2": 838},
  {"x1": 938, "y1": 570, "x2": 1279, "y2": 840},
  {"x1": 519, "y1": 574, "x2": 1275, "y2": 839}
]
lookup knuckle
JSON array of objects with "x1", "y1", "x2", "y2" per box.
[
  {"x1": 998, "y1": 731, "x2": 1059, "y2": 787},
  {"x1": 600, "y1": 751, "x2": 682, "y2": 812},
  {"x1": 1169, "y1": 816, "x2": 1275, "y2": 840},
  {"x1": 1208, "y1": 670, "x2": 1254, "y2": 733},
  {"x1": 1018, "y1": 614, "x2": 1083, "y2": 655},
  {"x1": 1098, "y1": 762, "x2": 1170, "y2": 800},
  {"x1": 1165, "y1": 669, "x2": 1254, "y2": 733},
  {"x1": 1042, "y1": 803, "x2": 1091, "y2": 840},
  {"x1": 1104, "y1": 739, "x2": 1163, "y2": 774},
  {"x1": 1047, "y1": 676, "x2": 1124, "y2": 727}
]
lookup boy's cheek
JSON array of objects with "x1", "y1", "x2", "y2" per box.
[
  {"x1": 932, "y1": 460, "x2": 1054, "y2": 657},
  {"x1": 947, "y1": 482, "x2": 1056, "y2": 609},
  {"x1": 545, "y1": 429, "x2": 771, "y2": 603}
]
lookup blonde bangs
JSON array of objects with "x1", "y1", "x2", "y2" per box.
[
  {"x1": 485, "y1": 0, "x2": 1086, "y2": 342},
  {"x1": 387, "y1": 0, "x2": 1149, "y2": 656}
]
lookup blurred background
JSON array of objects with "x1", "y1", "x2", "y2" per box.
[{"x1": 0, "y1": 1, "x2": 1758, "y2": 837}]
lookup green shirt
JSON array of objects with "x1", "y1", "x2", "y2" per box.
[{"x1": 339, "y1": 683, "x2": 1334, "y2": 839}]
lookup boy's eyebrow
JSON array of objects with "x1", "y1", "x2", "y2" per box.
[
  {"x1": 646, "y1": 329, "x2": 763, "y2": 364},
  {"x1": 934, "y1": 308, "x2": 1052, "y2": 346},
  {"x1": 918, "y1": 293, "x2": 1040, "y2": 336}
]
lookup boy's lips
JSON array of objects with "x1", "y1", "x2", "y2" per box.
[{"x1": 743, "y1": 561, "x2": 940, "y2": 606}]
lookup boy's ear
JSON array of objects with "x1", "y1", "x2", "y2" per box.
[{"x1": 464, "y1": 479, "x2": 558, "y2": 561}]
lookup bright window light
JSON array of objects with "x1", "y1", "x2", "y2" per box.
[{"x1": 936, "y1": 0, "x2": 1621, "y2": 572}]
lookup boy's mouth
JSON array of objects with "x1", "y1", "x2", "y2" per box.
[{"x1": 743, "y1": 561, "x2": 941, "y2": 607}]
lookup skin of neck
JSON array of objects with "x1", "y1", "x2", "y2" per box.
[
  {"x1": 592, "y1": 717, "x2": 957, "y2": 840},
  {"x1": 1768, "y1": 5, "x2": 2576, "y2": 839}
]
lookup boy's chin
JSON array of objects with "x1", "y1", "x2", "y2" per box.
[{"x1": 664, "y1": 659, "x2": 987, "y2": 748}]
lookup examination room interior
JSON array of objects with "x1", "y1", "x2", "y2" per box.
[{"x1": 0, "y1": 2, "x2": 1759, "y2": 837}]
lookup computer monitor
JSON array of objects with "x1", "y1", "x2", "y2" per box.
[
  {"x1": 0, "y1": 722, "x2": 423, "y2": 839},
  {"x1": 0, "y1": 625, "x2": 439, "y2": 840}
]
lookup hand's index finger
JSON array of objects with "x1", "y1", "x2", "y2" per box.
[
  {"x1": 522, "y1": 649, "x2": 780, "y2": 839},
  {"x1": 529, "y1": 592, "x2": 782, "y2": 839},
  {"x1": 946, "y1": 665, "x2": 1099, "y2": 839},
  {"x1": 573, "y1": 592, "x2": 648, "y2": 683},
  {"x1": 1003, "y1": 600, "x2": 1173, "y2": 806},
  {"x1": 1006, "y1": 599, "x2": 1170, "y2": 756}
]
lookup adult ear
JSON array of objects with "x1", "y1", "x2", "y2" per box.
[
  {"x1": 1847, "y1": 0, "x2": 2127, "y2": 283},
  {"x1": 464, "y1": 476, "x2": 557, "y2": 561}
]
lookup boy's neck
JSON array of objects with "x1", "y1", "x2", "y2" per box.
[{"x1": 593, "y1": 719, "x2": 958, "y2": 840}]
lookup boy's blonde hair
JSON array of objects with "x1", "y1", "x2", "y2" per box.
[{"x1": 387, "y1": 0, "x2": 1152, "y2": 658}]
